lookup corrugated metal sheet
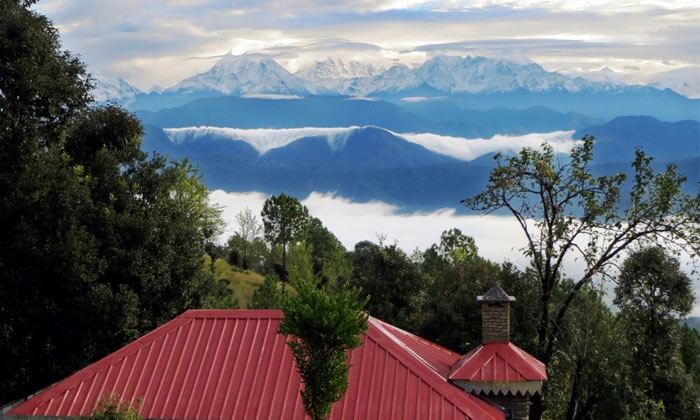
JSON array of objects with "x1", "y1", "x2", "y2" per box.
[
  {"x1": 448, "y1": 342, "x2": 547, "y2": 383},
  {"x1": 10, "y1": 310, "x2": 505, "y2": 420}
]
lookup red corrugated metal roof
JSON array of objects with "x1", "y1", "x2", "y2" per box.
[
  {"x1": 448, "y1": 342, "x2": 547, "y2": 383},
  {"x1": 9, "y1": 310, "x2": 505, "y2": 420}
]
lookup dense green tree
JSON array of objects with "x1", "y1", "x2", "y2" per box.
[
  {"x1": 347, "y1": 241, "x2": 428, "y2": 332},
  {"x1": 464, "y1": 137, "x2": 700, "y2": 419},
  {"x1": 614, "y1": 247, "x2": 693, "y2": 320},
  {"x1": 419, "y1": 229, "x2": 540, "y2": 353},
  {"x1": 0, "y1": 2, "x2": 222, "y2": 405},
  {"x1": 679, "y1": 324, "x2": 700, "y2": 384},
  {"x1": 305, "y1": 217, "x2": 350, "y2": 292},
  {"x1": 278, "y1": 275, "x2": 368, "y2": 420},
  {"x1": 419, "y1": 229, "x2": 496, "y2": 351},
  {"x1": 544, "y1": 286, "x2": 630, "y2": 420},
  {"x1": 0, "y1": 0, "x2": 91, "y2": 170},
  {"x1": 614, "y1": 247, "x2": 699, "y2": 420},
  {"x1": 261, "y1": 193, "x2": 310, "y2": 290},
  {"x1": 249, "y1": 274, "x2": 283, "y2": 309}
]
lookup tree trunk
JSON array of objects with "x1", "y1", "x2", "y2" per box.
[
  {"x1": 530, "y1": 393, "x2": 544, "y2": 420},
  {"x1": 565, "y1": 359, "x2": 584, "y2": 420},
  {"x1": 282, "y1": 243, "x2": 287, "y2": 295}
]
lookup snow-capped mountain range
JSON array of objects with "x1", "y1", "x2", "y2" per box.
[
  {"x1": 97, "y1": 54, "x2": 699, "y2": 121},
  {"x1": 100, "y1": 54, "x2": 619, "y2": 101}
]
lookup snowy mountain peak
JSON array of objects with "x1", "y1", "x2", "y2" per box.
[
  {"x1": 92, "y1": 76, "x2": 143, "y2": 105},
  {"x1": 414, "y1": 55, "x2": 582, "y2": 93},
  {"x1": 166, "y1": 53, "x2": 308, "y2": 96},
  {"x1": 296, "y1": 58, "x2": 386, "y2": 80}
]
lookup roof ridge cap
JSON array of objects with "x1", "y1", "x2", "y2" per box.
[
  {"x1": 367, "y1": 319, "x2": 504, "y2": 420},
  {"x1": 182, "y1": 309, "x2": 284, "y2": 319},
  {"x1": 368, "y1": 318, "x2": 446, "y2": 379}
]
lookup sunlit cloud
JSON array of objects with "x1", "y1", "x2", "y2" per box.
[{"x1": 33, "y1": 0, "x2": 698, "y2": 91}]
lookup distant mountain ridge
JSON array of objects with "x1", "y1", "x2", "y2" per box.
[
  {"x1": 103, "y1": 54, "x2": 700, "y2": 121},
  {"x1": 142, "y1": 125, "x2": 495, "y2": 210},
  {"x1": 575, "y1": 116, "x2": 700, "y2": 163},
  {"x1": 160, "y1": 54, "x2": 612, "y2": 97},
  {"x1": 136, "y1": 95, "x2": 602, "y2": 139},
  {"x1": 140, "y1": 117, "x2": 698, "y2": 211}
]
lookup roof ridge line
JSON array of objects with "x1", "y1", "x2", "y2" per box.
[
  {"x1": 366, "y1": 319, "x2": 504, "y2": 420},
  {"x1": 369, "y1": 318, "x2": 447, "y2": 380}
]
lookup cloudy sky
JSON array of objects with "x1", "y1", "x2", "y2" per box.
[{"x1": 35, "y1": 0, "x2": 699, "y2": 93}]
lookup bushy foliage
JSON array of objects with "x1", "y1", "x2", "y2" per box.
[
  {"x1": 614, "y1": 248, "x2": 699, "y2": 420},
  {"x1": 91, "y1": 393, "x2": 142, "y2": 420},
  {"x1": 262, "y1": 193, "x2": 310, "y2": 287},
  {"x1": 278, "y1": 276, "x2": 368, "y2": 420},
  {"x1": 347, "y1": 240, "x2": 428, "y2": 332},
  {"x1": 249, "y1": 274, "x2": 283, "y2": 309}
]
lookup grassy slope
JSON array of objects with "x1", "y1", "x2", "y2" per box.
[{"x1": 212, "y1": 258, "x2": 265, "y2": 308}]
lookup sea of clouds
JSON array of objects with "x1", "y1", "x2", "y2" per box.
[
  {"x1": 209, "y1": 189, "x2": 700, "y2": 317},
  {"x1": 163, "y1": 126, "x2": 580, "y2": 160}
]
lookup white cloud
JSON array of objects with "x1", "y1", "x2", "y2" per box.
[
  {"x1": 209, "y1": 189, "x2": 700, "y2": 316},
  {"x1": 33, "y1": 0, "x2": 699, "y2": 91},
  {"x1": 397, "y1": 130, "x2": 579, "y2": 160},
  {"x1": 208, "y1": 189, "x2": 530, "y2": 262},
  {"x1": 163, "y1": 126, "x2": 580, "y2": 161},
  {"x1": 163, "y1": 126, "x2": 359, "y2": 154}
]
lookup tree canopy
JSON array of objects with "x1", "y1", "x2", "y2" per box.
[
  {"x1": 278, "y1": 275, "x2": 368, "y2": 420},
  {"x1": 0, "y1": 1, "x2": 223, "y2": 404},
  {"x1": 614, "y1": 248, "x2": 699, "y2": 420},
  {"x1": 463, "y1": 136, "x2": 699, "y2": 419},
  {"x1": 261, "y1": 193, "x2": 310, "y2": 288}
]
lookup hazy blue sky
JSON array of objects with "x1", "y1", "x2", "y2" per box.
[{"x1": 36, "y1": 0, "x2": 699, "y2": 92}]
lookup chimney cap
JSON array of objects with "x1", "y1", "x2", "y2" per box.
[{"x1": 477, "y1": 285, "x2": 516, "y2": 302}]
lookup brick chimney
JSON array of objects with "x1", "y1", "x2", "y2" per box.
[
  {"x1": 449, "y1": 285, "x2": 546, "y2": 420},
  {"x1": 478, "y1": 284, "x2": 515, "y2": 343}
]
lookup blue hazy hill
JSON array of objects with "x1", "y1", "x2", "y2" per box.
[
  {"x1": 137, "y1": 95, "x2": 425, "y2": 132},
  {"x1": 138, "y1": 95, "x2": 608, "y2": 139},
  {"x1": 380, "y1": 87, "x2": 699, "y2": 122},
  {"x1": 262, "y1": 127, "x2": 456, "y2": 169},
  {"x1": 142, "y1": 117, "x2": 698, "y2": 211},
  {"x1": 142, "y1": 125, "x2": 494, "y2": 211},
  {"x1": 399, "y1": 101, "x2": 601, "y2": 137},
  {"x1": 576, "y1": 116, "x2": 700, "y2": 163},
  {"x1": 683, "y1": 317, "x2": 700, "y2": 332}
]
